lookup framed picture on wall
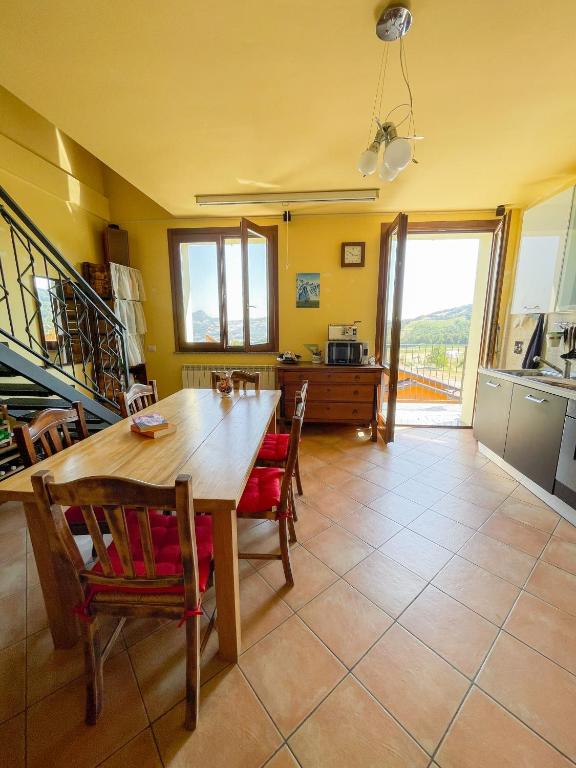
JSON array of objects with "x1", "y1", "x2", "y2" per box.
[{"x1": 296, "y1": 273, "x2": 320, "y2": 308}]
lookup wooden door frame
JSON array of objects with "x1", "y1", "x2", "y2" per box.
[{"x1": 374, "y1": 216, "x2": 510, "y2": 435}]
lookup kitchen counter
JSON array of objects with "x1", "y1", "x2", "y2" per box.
[{"x1": 478, "y1": 367, "x2": 576, "y2": 401}]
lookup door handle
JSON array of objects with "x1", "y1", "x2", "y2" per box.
[
  {"x1": 522, "y1": 305, "x2": 540, "y2": 311},
  {"x1": 525, "y1": 394, "x2": 547, "y2": 404},
  {"x1": 485, "y1": 381, "x2": 501, "y2": 388}
]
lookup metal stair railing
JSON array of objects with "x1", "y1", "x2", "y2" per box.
[{"x1": 0, "y1": 186, "x2": 128, "y2": 410}]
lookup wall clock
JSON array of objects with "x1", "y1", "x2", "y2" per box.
[{"x1": 341, "y1": 242, "x2": 365, "y2": 267}]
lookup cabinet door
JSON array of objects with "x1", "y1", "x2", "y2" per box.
[
  {"x1": 473, "y1": 374, "x2": 513, "y2": 456},
  {"x1": 511, "y1": 186, "x2": 573, "y2": 314},
  {"x1": 557, "y1": 188, "x2": 576, "y2": 310},
  {"x1": 504, "y1": 384, "x2": 567, "y2": 492}
]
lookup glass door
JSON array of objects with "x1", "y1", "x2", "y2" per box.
[{"x1": 375, "y1": 213, "x2": 408, "y2": 443}]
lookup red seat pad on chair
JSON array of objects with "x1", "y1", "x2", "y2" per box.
[
  {"x1": 257, "y1": 433, "x2": 290, "y2": 462},
  {"x1": 65, "y1": 505, "x2": 108, "y2": 525},
  {"x1": 237, "y1": 467, "x2": 284, "y2": 516},
  {"x1": 91, "y1": 513, "x2": 213, "y2": 594}
]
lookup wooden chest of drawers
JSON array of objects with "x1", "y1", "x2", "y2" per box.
[{"x1": 276, "y1": 364, "x2": 383, "y2": 441}]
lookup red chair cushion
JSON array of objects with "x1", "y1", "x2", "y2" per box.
[
  {"x1": 237, "y1": 467, "x2": 283, "y2": 516},
  {"x1": 66, "y1": 505, "x2": 107, "y2": 525},
  {"x1": 90, "y1": 512, "x2": 213, "y2": 594},
  {"x1": 257, "y1": 433, "x2": 290, "y2": 462}
]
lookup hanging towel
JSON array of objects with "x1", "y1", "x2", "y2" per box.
[{"x1": 522, "y1": 313, "x2": 545, "y2": 369}]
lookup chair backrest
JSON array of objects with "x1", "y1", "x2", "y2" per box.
[
  {"x1": 31, "y1": 471, "x2": 200, "y2": 613},
  {"x1": 13, "y1": 402, "x2": 89, "y2": 467},
  {"x1": 279, "y1": 399, "x2": 305, "y2": 511},
  {"x1": 231, "y1": 370, "x2": 260, "y2": 391},
  {"x1": 296, "y1": 380, "x2": 308, "y2": 417},
  {"x1": 118, "y1": 380, "x2": 158, "y2": 418}
]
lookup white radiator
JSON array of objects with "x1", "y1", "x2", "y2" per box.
[{"x1": 181, "y1": 364, "x2": 277, "y2": 389}]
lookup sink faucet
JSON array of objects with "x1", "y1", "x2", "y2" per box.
[{"x1": 533, "y1": 355, "x2": 572, "y2": 378}]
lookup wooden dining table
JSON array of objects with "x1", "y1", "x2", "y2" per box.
[{"x1": 0, "y1": 387, "x2": 281, "y2": 662}]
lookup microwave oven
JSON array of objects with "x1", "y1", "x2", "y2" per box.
[{"x1": 325, "y1": 340, "x2": 369, "y2": 366}]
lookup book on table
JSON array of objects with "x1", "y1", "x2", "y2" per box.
[{"x1": 131, "y1": 413, "x2": 169, "y2": 433}]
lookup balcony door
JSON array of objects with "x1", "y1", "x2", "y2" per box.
[{"x1": 375, "y1": 214, "x2": 408, "y2": 443}]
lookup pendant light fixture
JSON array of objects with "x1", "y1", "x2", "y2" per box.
[{"x1": 358, "y1": 5, "x2": 422, "y2": 182}]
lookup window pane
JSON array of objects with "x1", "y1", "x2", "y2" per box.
[
  {"x1": 223, "y1": 238, "x2": 244, "y2": 347},
  {"x1": 180, "y1": 241, "x2": 221, "y2": 344},
  {"x1": 247, "y1": 233, "x2": 269, "y2": 345}
]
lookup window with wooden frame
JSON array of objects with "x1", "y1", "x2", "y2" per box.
[{"x1": 168, "y1": 219, "x2": 278, "y2": 353}]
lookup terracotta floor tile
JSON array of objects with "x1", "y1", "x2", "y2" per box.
[
  {"x1": 432, "y1": 556, "x2": 519, "y2": 625},
  {"x1": 289, "y1": 676, "x2": 428, "y2": 768},
  {"x1": 397, "y1": 449, "x2": 440, "y2": 469},
  {"x1": 264, "y1": 746, "x2": 300, "y2": 767},
  {"x1": 298, "y1": 580, "x2": 393, "y2": 666},
  {"x1": 431, "y1": 495, "x2": 493, "y2": 528},
  {"x1": 369, "y1": 455, "x2": 420, "y2": 478},
  {"x1": 464, "y1": 470, "x2": 518, "y2": 496},
  {"x1": 413, "y1": 467, "x2": 464, "y2": 493},
  {"x1": 237, "y1": 520, "x2": 291, "y2": 572},
  {"x1": 355, "y1": 624, "x2": 468, "y2": 754},
  {"x1": 0, "y1": 592, "x2": 25, "y2": 650},
  {"x1": 259, "y1": 545, "x2": 338, "y2": 610},
  {"x1": 128, "y1": 615, "x2": 228, "y2": 722},
  {"x1": 368, "y1": 492, "x2": 427, "y2": 525},
  {"x1": 379, "y1": 529, "x2": 453, "y2": 580},
  {"x1": 0, "y1": 503, "x2": 26, "y2": 536},
  {"x1": 399, "y1": 586, "x2": 498, "y2": 677},
  {"x1": 542, "y1": 537, "x2": 576, "y2": 576},
  {"x1": 302, "y1": 487, "x2": 364, "y2": 523},
  {"x1": 409, "y1": 510, "x2": 475, "y2": 552},
  {"x1": 297, "y1": 454, "x2": 328, "y2": 475},
  {"x1": 26, "y1": 551, "x2": 39, "y2": 588},
  {"x1": 430, "y1": 458, "x2": 474, "y2": 481},
  {"x1": 480, "y1": 512, "x2": 550, "y2": 557},
  {"x1": 338, "y1": 506, "x2": 402, "y2": 547},
  {"x1": 360, "y1": 466, "x2": 406, "y2": 490},
  {"x1": 554, "y1": 518, "x2": 576, "y2": 544},
  {"x1": 204, "y1": 572, "x2": 292, "y2": 652},
  {"x1": 0, "y1": 529, "x2": 26, "y2": 566},
  {"x1": 337, "y1": 455, "x2": 378, "y2": 476},
  {"x1": 447, "y1": 451, "x2": 489, "y2": 470},
  {"x1": 153, "y1": 666, "x2": 282, "y2": 768},
  {"x1": 26, "y1": 651, "x2": 148, "y2": 768},
  {"x1": 304, "y1": 525, "x2": 373, "y2": 575},
  {"x1": 392, "y1": 479, "x2": 446, "y2": 508},
  {"x1": 26, "y1": 585, "x2": 48, "y2": 637},
  {"x1": 315, "y1": 464, "x2": 355, "y2": 488},
  {"x1": 510, "y1": 484, "x2": 551, "y2": 509},
  {"x1": 478, "y1": 632, "x2": 576, "y2": 762},
  {"x1": 436, "y1": 687, "x2": 572, "y2": 768},
  {"x1": 497, "y1": 497, "x2": 560, "y2": 533},
  {"x1": 0, "y1": 640, "x2": 25, "y2": 723},
  {"x1": 526, "y1": 560, "x2": 576, "y2": 616},
  {"x1": 505, "y1": 592, "x2": 576, "y2": 675},
  {"x1": 459, "y1": 532, "x2": 536, "y2": 586},
  {"x1": 99, "y1": 729, "x2": 162, "y2": 768},
  {"x1": 296, "y1": 474, "x2": 329, "y2": 506},
  {"x1": 449, "y1": 482, "x2": 507, "y2": 512},
  {"x1": 345, "y1": 551, "x2": 426, "y2": 617},
  {"x1": 239, "y1": 615, "x2": 345, "y2": 736},
  {"x1": 0, "y1": 713, "x2": 24, "y2": 768},
  {"x1": 339, "y1": 476, "x2": 388, "y2": 505},
  {"x1": 121, "y1": 617, "x2": 168, "y2": 648},
  {"x1": 308, "y1": 446, "x2": 347, "y2": 464},
  {"x1": 0, "y1": 555, "x2": 25, "y2": 598},
  {"x1": 293, "y1": 503, "x2": 333, "y2": 542}
]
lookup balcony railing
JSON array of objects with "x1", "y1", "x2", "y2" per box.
[{"x1": 396, "y1": 343, "x2": 468, "y2": 403}]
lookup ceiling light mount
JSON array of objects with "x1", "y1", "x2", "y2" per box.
[{"x1": 376, "y1": 5, "x2": 413, "y2": 42}]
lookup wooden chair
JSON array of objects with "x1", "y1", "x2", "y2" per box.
[
  {"x1": 236, "y1": 398, "x2": 304, "y2": 585},
  {"x1": 257, "y1": 381, "x2": 308, "y2": 497},
  {"x1": 118, "y1": 380, "x2": 158, "y2": 418},
  {"x1": 231, "y1": 370, "x2": 260, "y2": 391},
  {"x1": 31, "y1": 471, "x2": 214, "y2": 731}
]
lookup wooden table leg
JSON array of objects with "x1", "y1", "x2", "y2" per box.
[
  {"x1": 212, "y1": 507, "x2": 241, "y2": 662},
  {"x1": 24, "y1": 501, "x2": 79, "y2": 648}
]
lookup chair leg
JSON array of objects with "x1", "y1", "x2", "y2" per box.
[
  {"x1": 279, "y1": 518, "x2": 294, "y2": 586},
  {"x1": 83, "y1": 620, "x2": 103, "y2": 725},
  {"x1": 289, "y1": 483, "x2": 298, "y2": 523},
  {"x1": 295, "y1": 456, "x2": 304, "y2": 496},
  {"x1": 288, "y1": 515, "x2": 297, "y2": 545},
  {"x1": 184, "y1": 614, "x2": 201, "y2": 731}
]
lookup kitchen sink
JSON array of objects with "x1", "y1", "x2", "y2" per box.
[{"x1": 530, "y1": 377, "x2": 576, "y2": 390}]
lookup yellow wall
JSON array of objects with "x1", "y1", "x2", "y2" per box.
[{"x1": 119, "y1": 207, "x2": 506, "y2": 398}]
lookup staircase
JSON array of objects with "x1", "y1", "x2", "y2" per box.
[{"x1": 0, "y1": 185, "x2": 129, "y2": 475}]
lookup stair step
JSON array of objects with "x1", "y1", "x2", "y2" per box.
[
  {"x1": 0, "y1": 396, "x2": 70, "y2": 410},
  {"x1": 0, "y1": 382, "x2": 52, "y2": 396}
]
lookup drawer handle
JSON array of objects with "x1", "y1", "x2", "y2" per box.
[
  {"x1": 525, "y1": 394, "x2": 547, "y2": 404},
  {"x1": 523, "y1": 304, "x2": 540, "y2": 311},
  {"x1": 485, "y1": 381, "x2": 501, "y2": 388}
]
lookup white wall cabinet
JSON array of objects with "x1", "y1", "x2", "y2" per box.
[{"x1": 511, "y1": 186, "x2": 574, "y2": 315}]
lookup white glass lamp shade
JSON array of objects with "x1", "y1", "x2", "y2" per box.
[
  {"x1": 357, "y1": 147, "x2": 380, "y2": 176},
  {"x1": 383, "y1": 137, "x2": 412, "y2": 172},
  {"x1": 379, "y1": 163, "x2": 399, "y2": 182}
]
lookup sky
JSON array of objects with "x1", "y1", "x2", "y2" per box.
[{"x1": 401, "y1": 238, "x2": 480, "y2": 320}]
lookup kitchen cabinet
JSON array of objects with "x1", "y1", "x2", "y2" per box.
[
  {"x1": 473, "y1": 373, "x2": 513, "y2": 456},
  {"x1": 556, "y1": 189, "x2": 576, "y2": 310},
  {"x1": 503, "y1": 383, "x2": 567, "y2": 492},
  {"x1": 510, "y1": 186, "x2": 574, "y2": 314},
  {"x1": 276, "y1": 364, "x2": 383, "y2": 441}
]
